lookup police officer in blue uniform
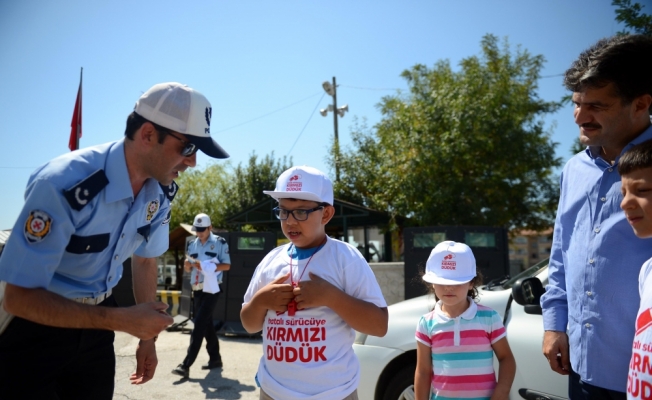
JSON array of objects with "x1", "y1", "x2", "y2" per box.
[
  {"x1": 0, "y1": 82, "x2": 229, "y2": 399},
  {"x1": 172, "y1": 213, "x2": 230, "y2": 379}
]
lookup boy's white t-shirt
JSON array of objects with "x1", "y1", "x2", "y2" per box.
[
  {"x1": 627, "y1": 257, "x2": 652, "y2": 399},
  {"x1": 242, "y1": 237, "x2": 387, "y2": 400}
]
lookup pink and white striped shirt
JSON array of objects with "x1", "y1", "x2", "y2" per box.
[{"x1": 416, "y1": 299, "x2": 506, "y2": 399}]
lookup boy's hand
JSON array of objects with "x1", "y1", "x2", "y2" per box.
[
  {"x1": 255, "y1": 272, "x2": 294, "y2": 313},
  {"x1": 293, "y1": 272, "x2": 337, "y2": 310}
]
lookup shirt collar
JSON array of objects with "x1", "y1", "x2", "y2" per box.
[
  {"x1": 104, "y1": 138, "x2": 164, "y2": 205},
  {"x1": 585, "y1": 123, "x2": 652, "y2": 163},
  {"x1": 104, "y1": 139, "x2": 133, "y2": 203},
  {"x1": 433, "y1": 297, "x2": 477, "y2": 323}
]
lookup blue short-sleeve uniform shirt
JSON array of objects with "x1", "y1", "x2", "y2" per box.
[
  {"x1": 187, "y1": 232, "x2": 230, "y2": 285},
  {"x1": 0, "y1": 139, "x2": 174, "y2": 299}
]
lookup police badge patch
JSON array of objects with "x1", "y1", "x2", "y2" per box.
[
  {"x1": 146, "y1": 200, "x2": 160, "y2": 222},
  {"x1": 24, "y1": 210, "x2": 52, "y2": 243}
]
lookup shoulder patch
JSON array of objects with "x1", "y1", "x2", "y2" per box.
[
  {"x1": 63, "y1": 169, "x2": 109, "y2": 211},
  {"x1": 160, "y1": 181, "x2": 179, "y2": 203},
  {"x1": 24, "y1": 210, "x2": 52, "y2": 243}
]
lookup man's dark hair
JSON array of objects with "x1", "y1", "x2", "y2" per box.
[
  {"x1": 564, "y1": 35, "x2": 652, "y2": 112},
  {"x1": 618, "y1": 139, "x2": 652, "y2": 176},
  {"x1": 124, "y1": 111, "x2": 167, "y2": 143}
]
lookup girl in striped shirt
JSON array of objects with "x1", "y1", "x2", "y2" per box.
[{"x1": 415, "y1": 241, "x2": 515, "y2": 400}]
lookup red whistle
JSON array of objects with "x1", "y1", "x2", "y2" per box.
[{"x1": 287, "y1": 299, "x2": 297, "y2": 316}]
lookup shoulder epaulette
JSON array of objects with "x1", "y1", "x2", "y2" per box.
[
  {"x1": 216, "y1": 236, "x2": 227, "y2": 243},
  {"x1": 63, "y1": 169, "x2": 109, "y2": 211},
  {"x1": 160, "y1": 181, "x2": 179, "y2": 203}
]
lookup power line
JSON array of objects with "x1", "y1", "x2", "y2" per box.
[
  {"x1": 214, "y1": 92, "x2": 323, "y2": 133},
  {"x1": 286, "y1": 92, "x2": 327, "y2": 156}
]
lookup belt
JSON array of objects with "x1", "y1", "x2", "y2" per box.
[{"x1": 72, "y1": 289, "x2": 112, "y2": 305}]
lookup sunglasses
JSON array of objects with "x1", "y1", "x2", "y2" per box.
[
  {"x1": 273, "y1": 206, "x2": 324, "y2": 221},
  {"x1": 153, "y1": 124, "x2": 198, "y2": 157}
]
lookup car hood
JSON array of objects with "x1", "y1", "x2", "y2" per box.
[{"x1": 362, "y1": 286, "x2": 512, "y2": 350}]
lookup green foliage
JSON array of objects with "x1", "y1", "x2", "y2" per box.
[
  {"x1": 221, "y1": 152, "x2": 293, "y2": 221},
  {"x1": 170, "y1": 162, "x2": 230, "y2": 229},
  {"x1": 613, "y1": 0, "x2": 652, "y2": 36},
  {"x1": 169, "y1": 153, "x2": 292, "y2": 230},
  {"x1": 332, "y1": 34, "x2": 562, "y2": 231}
]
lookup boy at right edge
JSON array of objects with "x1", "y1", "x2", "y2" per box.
[{"x1": 619, "y1": 139, "x2": 652, "y2": 398}]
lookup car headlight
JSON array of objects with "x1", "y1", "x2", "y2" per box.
[{"x1": 354, "y1": 331, "x2": 368, "y2": 345}]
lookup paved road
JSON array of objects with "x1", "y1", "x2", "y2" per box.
[{"x1": 114, "y1": 322, "x2": 263, "y2": 400}]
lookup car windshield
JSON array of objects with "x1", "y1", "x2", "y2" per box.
[{"x1": 500, "y1": 258, "x2": 549, "y2": 289}]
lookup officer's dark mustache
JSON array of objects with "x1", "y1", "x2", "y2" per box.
[{"x1": 580, "y1": 123, "x2": 601, "y2": 129}]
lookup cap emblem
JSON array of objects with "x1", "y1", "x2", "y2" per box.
[
  {"x1": 441, "y1": 253, "x2": 457, "y2": 270},
  {"x1": 286, "y1": 174, "x2": 303, "y2": 192}
]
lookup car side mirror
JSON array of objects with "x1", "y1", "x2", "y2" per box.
[{"x1": 511, "y1": 277, "x2": 545, "y2": 315}]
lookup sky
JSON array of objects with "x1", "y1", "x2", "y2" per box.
[{"x1": 0, "y1": 0, "x2": 645, "y2": 230}]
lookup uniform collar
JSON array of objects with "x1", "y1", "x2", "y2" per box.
[
  {"x1": 104, "y1": 139, "x2": 133, "y2": 203},
  {"x1": 104, "y1": 139, "x2": 162, "y2": 205},
  {"x1": 197, "y1": 232, "x2": 217, "y2": 246},
  {"x1": 433, "y1": 297, "x2": 477, "y2": 323}
]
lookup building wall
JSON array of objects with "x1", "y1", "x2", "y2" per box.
[
  {"x1": 509, "y1": 229, "x2": 553, "y2": 274},
  {"x1": 369, "y1": 262, "x2": 404, "y2": 306}
]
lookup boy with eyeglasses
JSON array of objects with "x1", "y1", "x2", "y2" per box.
[{"x1": 241, "y1": 165, "x2": 388, "y2": 400}]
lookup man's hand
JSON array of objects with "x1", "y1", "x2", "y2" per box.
[
  {"x1": 122, "y1": 302, "x2": 173, "y2": 340},
  {"x1": 542, "y1": 330, "x2": 571, "y2": 375},
  {"x1": 293, "y1": 272, "x2": 336, "y2": 310},
  {"x1": 130, "y1": 338, "x2": 157, "y2": 385}
]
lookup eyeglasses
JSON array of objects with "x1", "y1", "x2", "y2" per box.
[
  {"x1": 154, "y1": 123, "x2": 197, "y2": 157},
  {"x1": 165, "y1": 131, "x2": 198, "y2": 157},
  {"x1": 273, "y1": 206, "x2": 324, "y2": 221}
]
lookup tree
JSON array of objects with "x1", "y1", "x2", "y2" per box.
[
  {"x1": 170, "y1": 162, "x2": 231, "y2": 229},
  {"x1": 169, "y1": 153, "x2": 292, "y2": 231},
  {"x1": 613, "y1": 0, "x2": 652, "y2": 36},
  {"x1": 221, "y1": 152, "x2": 293, "y2": 225},
  {"x1": 332, "y1": 34, "x2": 562, "y2": 231}
]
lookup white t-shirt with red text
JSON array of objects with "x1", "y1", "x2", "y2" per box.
[
  {"x1": 628, "y1": 257, "x2": 652, "y2": 399},
  {"x1": 242, "y1": 237, "x2": 387, "y2": 400}
]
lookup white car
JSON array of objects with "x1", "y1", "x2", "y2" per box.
[{"x1": 353, "y1": 259, "x2": 568, "y2": 400}]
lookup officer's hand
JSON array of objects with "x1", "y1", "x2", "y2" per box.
[
  {"x1": 542, "y1": 330, "x2": 571, "y2": 375},
  {"x1": 130, "y1": 338, "x2": 157, "y2": 385},
  {"x1": 294, "y1": 272, "x2": 336, "y2": 310},
  {"x1": 125, "y1": 302, "x2": 174, "y2": 340},
  {"x1": 254, "y1": 272, "x2": 294, "y2": 313}
]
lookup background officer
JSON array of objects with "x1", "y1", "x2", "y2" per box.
[{"x1": 172, "y1": 213, "x2": 231, "y2": 379}]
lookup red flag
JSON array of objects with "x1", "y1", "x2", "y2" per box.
[{"x1": 68, "y1": 69, "x2": 82, "y2": 151}]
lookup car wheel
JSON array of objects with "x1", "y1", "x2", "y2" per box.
[{"x1": 381, "y1": 364, "x2": 415, "y2": 400}]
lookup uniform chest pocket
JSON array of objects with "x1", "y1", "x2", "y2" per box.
[{"x1": 66, "y1": 233, "x2": 110, "y2": 254}]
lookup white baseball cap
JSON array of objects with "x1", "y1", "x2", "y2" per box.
[
  {"x1": 263, "y1": 166, "x2": 334, "y2": 205},
  {"x1": 423, "y1": 241, "x2": 477, "y2": 285},
  {"x1": 191, "y1": 213, "x2": 211, "y2": 231},
  {"x1": 134, "y1": 82, "x2": 229, "y2": 159}
]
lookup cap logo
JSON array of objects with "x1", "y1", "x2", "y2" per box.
[
  {"x1": 441, "y1": 253, "x2": 457, "y2": 270},
  {"x1": 197, "y1": 218, "x2": 203, "y2": 224},
  {"x1": 285, "y1": 174, "x2": 303, "y2": 192},
  {"x1": 205, "y1": 107, "x2": 212, "y2": 134}
]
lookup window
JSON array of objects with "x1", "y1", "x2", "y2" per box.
[
  {"x1": 237, "y1": 236, "x2": 266, "y2": 250},
  {"x1": 413, "y1": 232, "x2": 447, "y2": 249},
  {"x1": 465, "y1": 232, "x2": 496, "y2": 248}
]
